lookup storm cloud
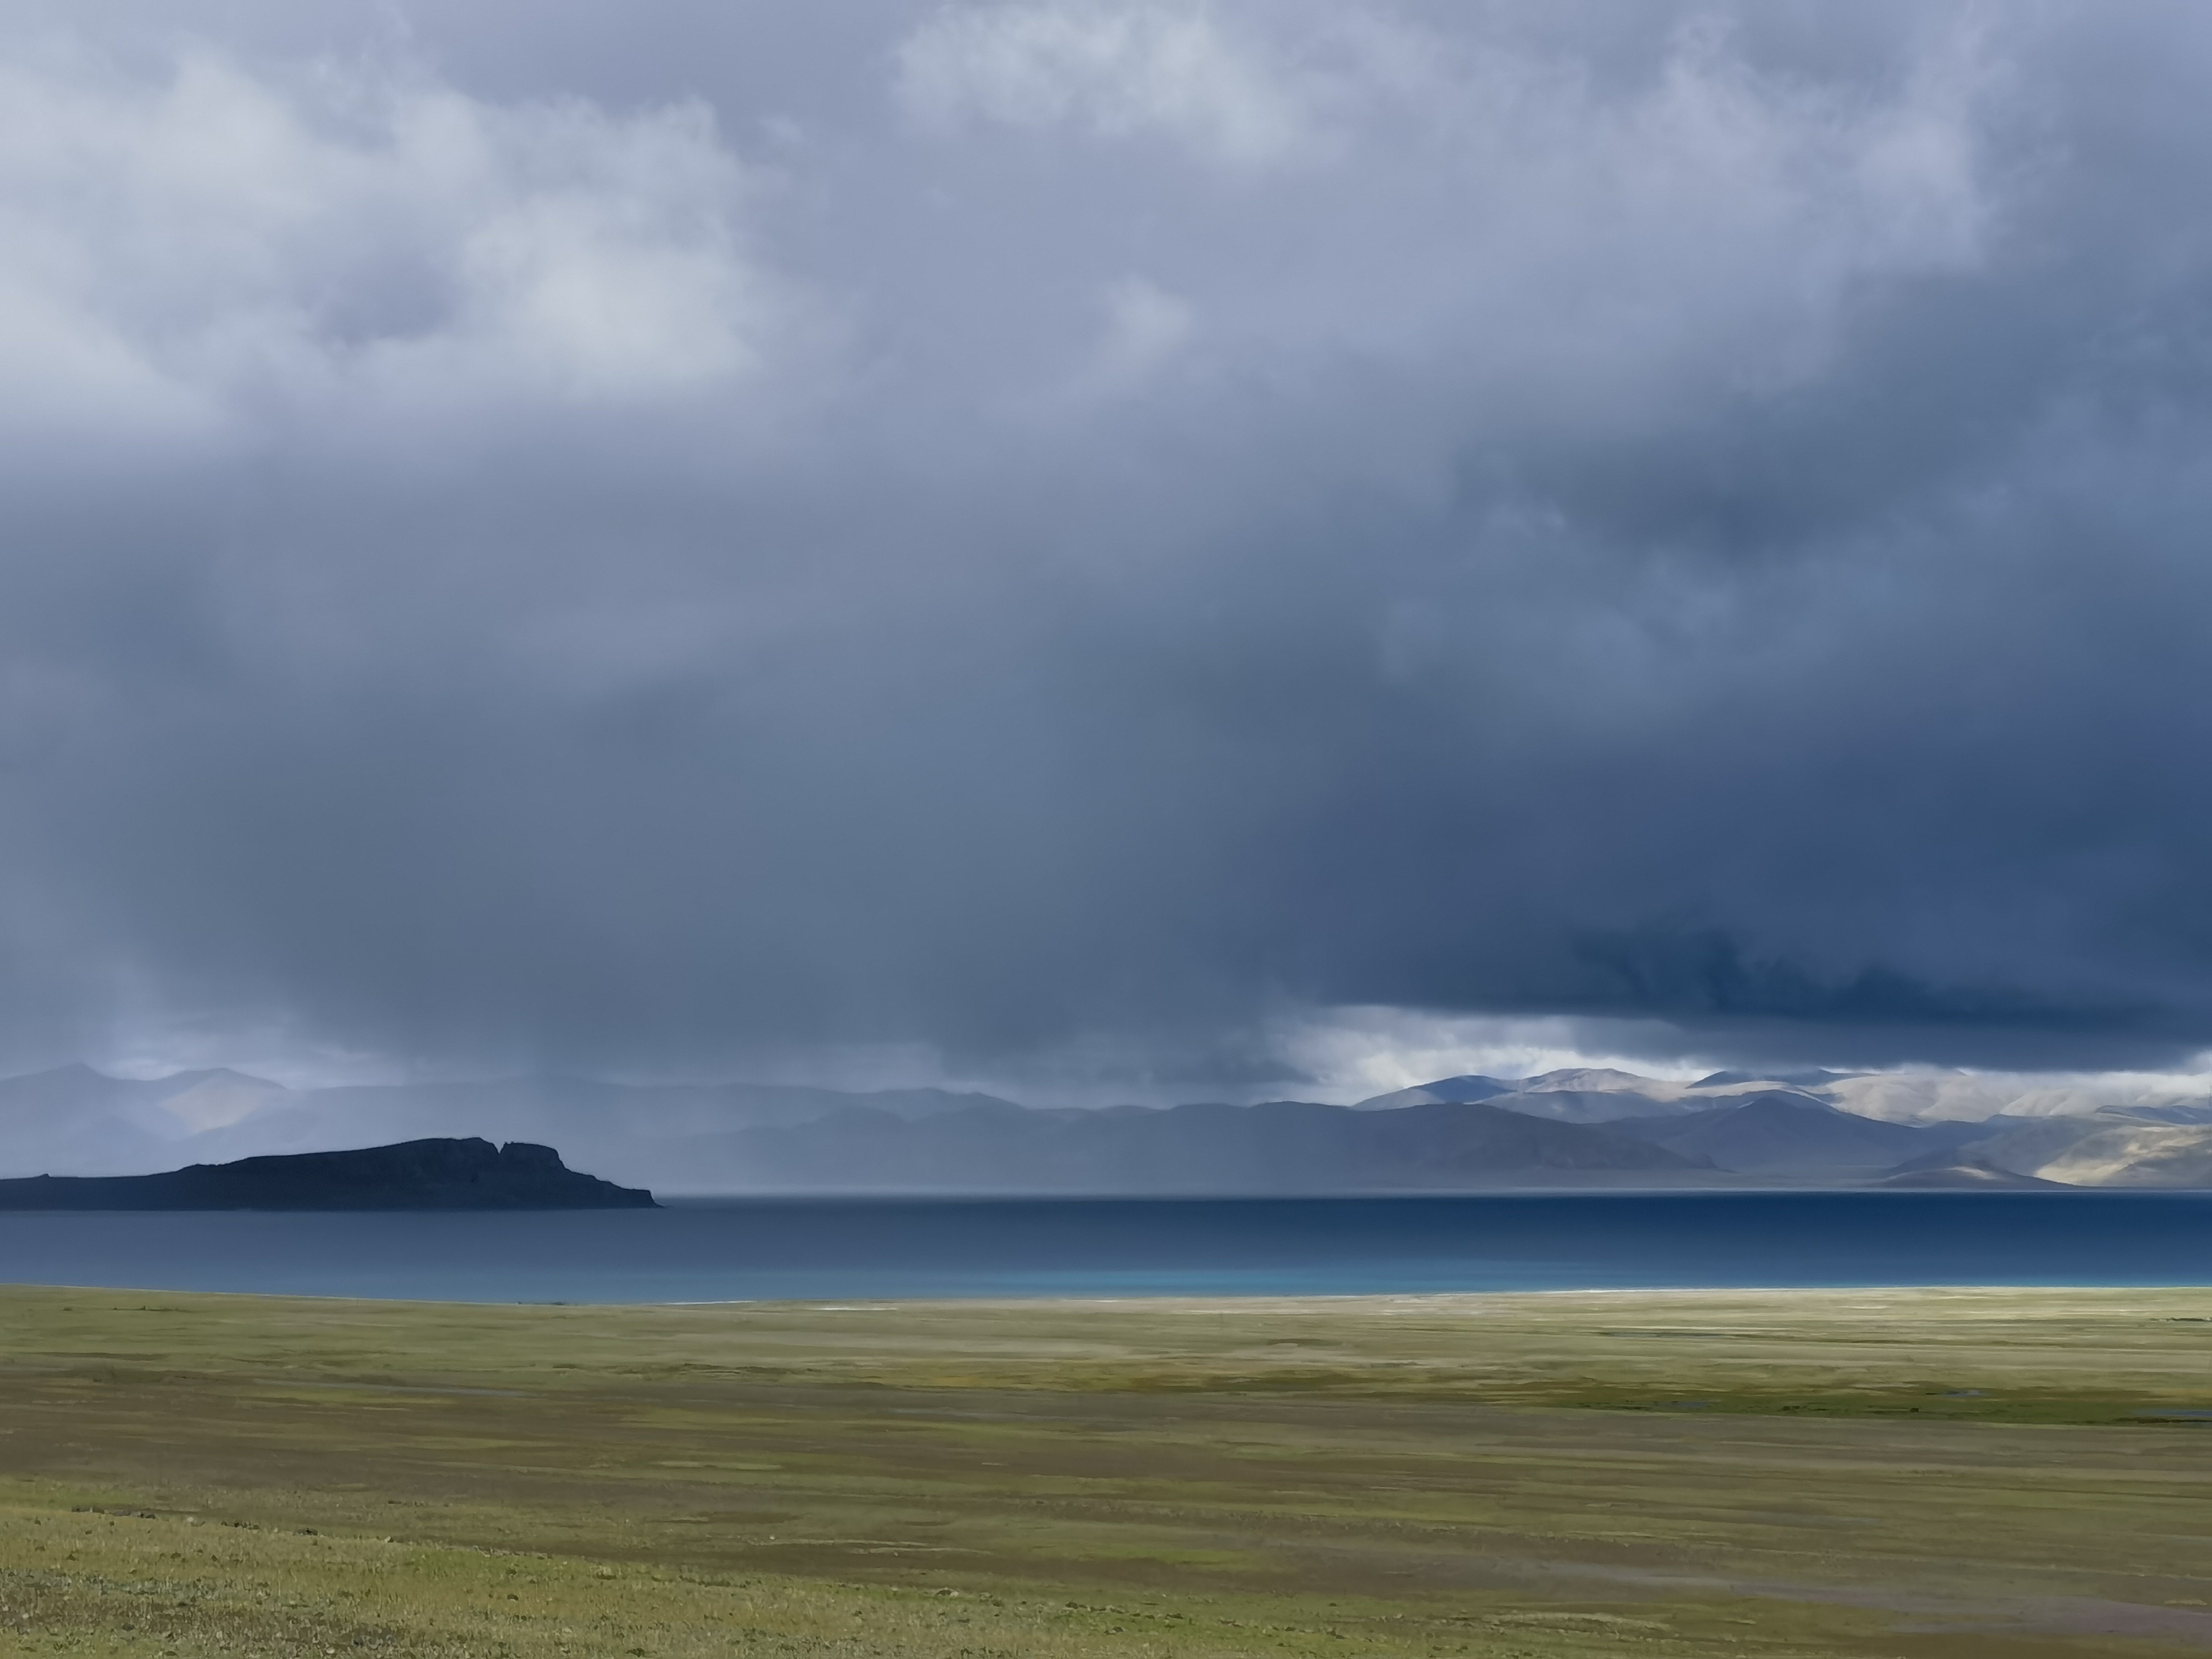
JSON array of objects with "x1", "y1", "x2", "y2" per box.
[{"x1": 2, "y1": 0, "x2": 2211, "y2": 1093}]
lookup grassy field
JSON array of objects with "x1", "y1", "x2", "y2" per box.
[{"x1": 1, "y1": 1284, "x2": 2209, "y2": 1656}]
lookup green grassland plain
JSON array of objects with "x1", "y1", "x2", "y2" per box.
[{"x1": 0, "y1": 1284, "x2": 2209, "y2": 1657}]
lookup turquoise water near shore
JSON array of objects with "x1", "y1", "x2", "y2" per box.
[{"x1": 0, "y1": 1190, "x2": 2207, "y2": 1303}]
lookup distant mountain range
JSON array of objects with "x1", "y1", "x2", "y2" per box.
[
  {"x1": 1, "y1": 1062, "x2": 2208, "y2": 1193},
  {"x1": 724, "y1": 1098, "x2": 1709, "y2": 1192}
]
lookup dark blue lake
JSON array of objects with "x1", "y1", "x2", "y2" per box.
[{"x1": 1, "y1": 1190, "x2": 2209, "y2": 1303}]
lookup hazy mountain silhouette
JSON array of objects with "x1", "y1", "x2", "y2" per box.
[
  {"x1": 1601, "y1": 1092, "x2": 1964, "y2": 1175},
  {"x1": 711, "y1": 1097, "x2": 1712, "y2": 1193},
  {"x1": 4, "y1": 1063, "x2": 2210, "y2": 1193}
]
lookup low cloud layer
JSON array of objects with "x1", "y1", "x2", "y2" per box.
[{"x1": 2, "y1": 1, "x2": 2210, "y2": 1093}]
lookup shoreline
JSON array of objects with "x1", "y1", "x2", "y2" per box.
[{"x1": 4, "y1": 1277, "x2": 2210, "y2": 1310}]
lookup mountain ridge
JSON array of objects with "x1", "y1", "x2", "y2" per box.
[
  {"x1": 713, "y1": 1097, "x2": 1714, "y2": 1193},
  {"x1": 3, "y1": 1063, "x2": 2209, "y2": 1192}
]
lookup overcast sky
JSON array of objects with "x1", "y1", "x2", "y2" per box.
[{"x1": 2, "y1": 1, "x2": 2210, "y2": 1101}]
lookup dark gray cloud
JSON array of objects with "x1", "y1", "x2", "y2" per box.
[{"x1": 1, "y1": 0, "x2": 2210, "y2": 1091}]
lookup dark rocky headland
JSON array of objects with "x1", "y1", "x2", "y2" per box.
[{"x1": 0, "y1": 1138, "x2": 655, "y2": 1210}]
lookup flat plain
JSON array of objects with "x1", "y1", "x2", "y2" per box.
[{"x1": 1, "y1": 1283, "x2": 2209, "y2": 1656}]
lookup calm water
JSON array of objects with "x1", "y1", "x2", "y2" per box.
[{"x1": 0, "y1": 1191, "x2": 2208, "y2": 1303}]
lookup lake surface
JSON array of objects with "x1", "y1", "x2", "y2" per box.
[{"x1": 2, "y1": 1190, "x2": 2209, "y2": 1303}]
